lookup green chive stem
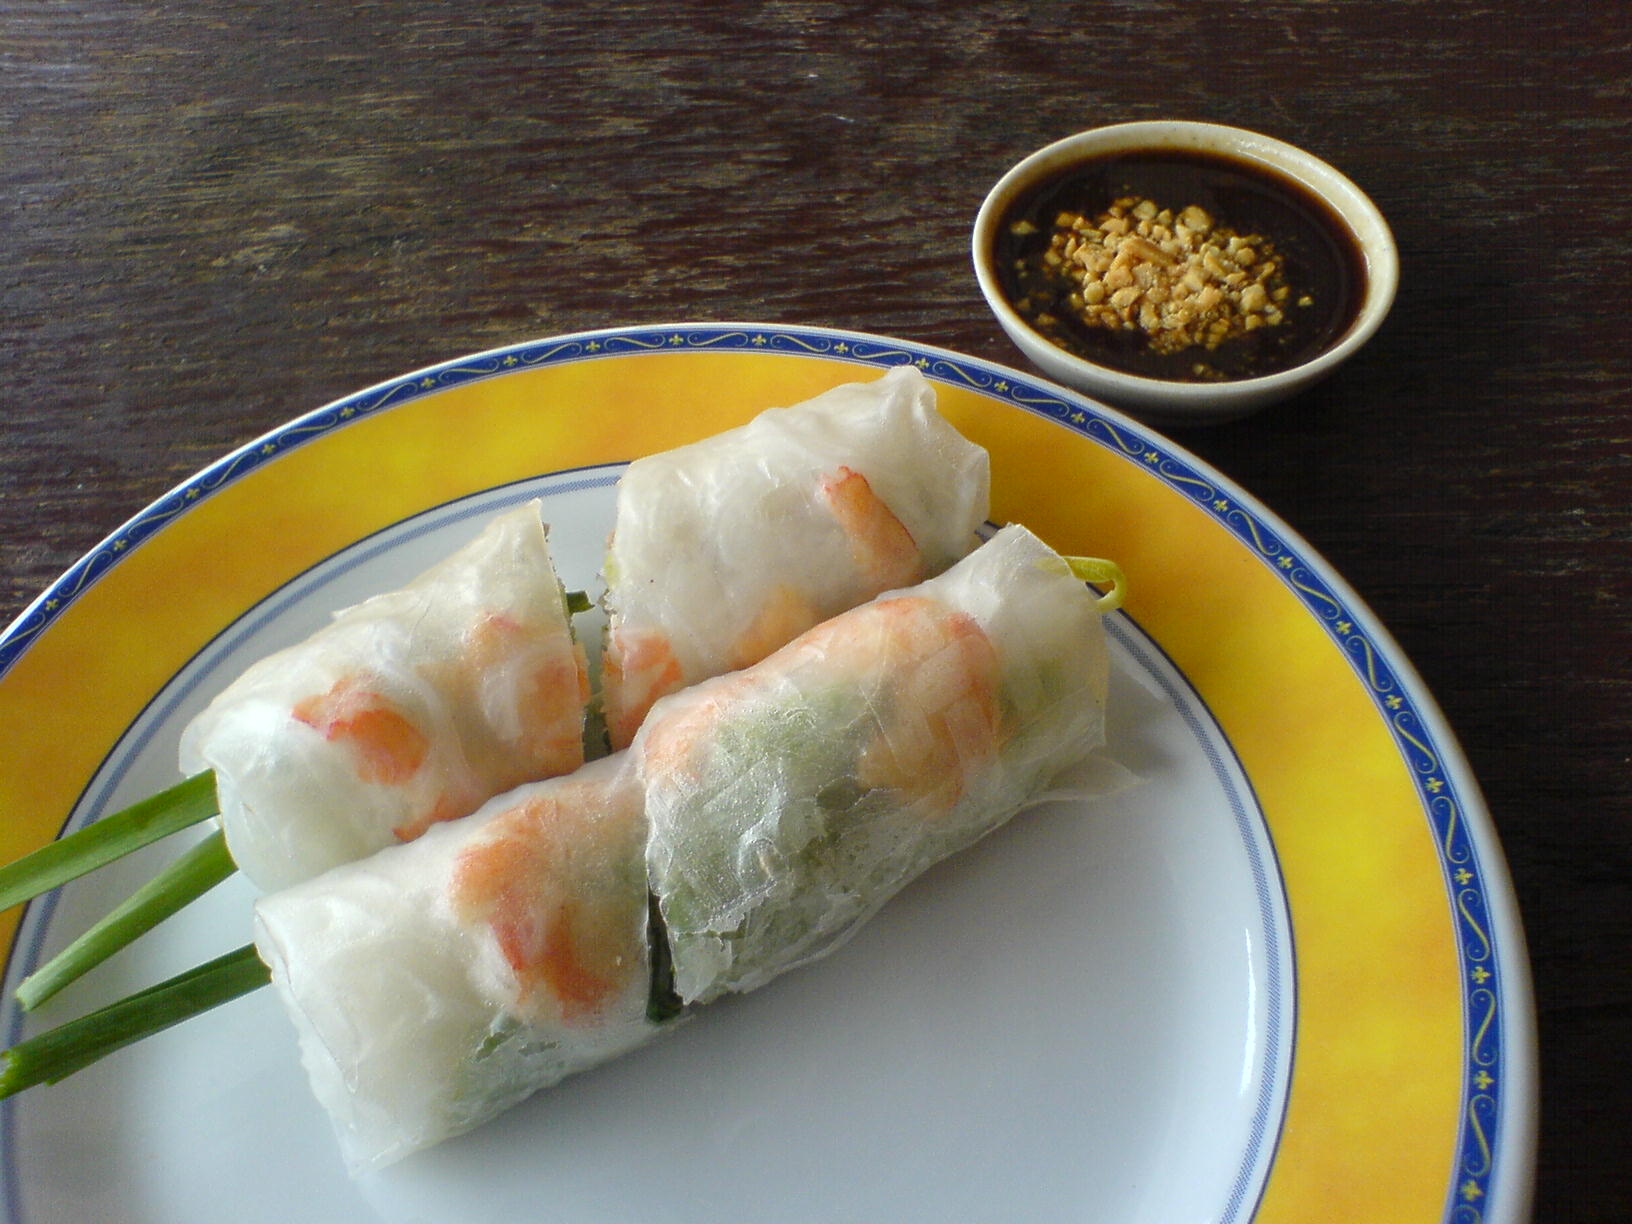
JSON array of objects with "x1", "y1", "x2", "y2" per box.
[
  {"x1": 17, "y1": 831, "x2": 238, "y2": 1012},
  {"x1": 0, "y1": 944, "x2": 269, "y2": 1099},
  {"x1": 0, "y1": 771, "x2": 219, "y2": 915}
]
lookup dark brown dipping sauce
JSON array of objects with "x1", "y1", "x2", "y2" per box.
[{"x1": 994, "y1": 149, "x2": 1367, "y2": 382}]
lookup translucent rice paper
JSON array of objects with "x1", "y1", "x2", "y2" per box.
[
  {"x1": 636, "y1": 524, "x2": 1112, "y2": 1004},
  {"x1": 253, "y1": 756, "x2": 654, "y2": 1175},
  {"x1": 182, "y1": 502, "x2": 590, "y2": 891},
  {"x1": 601, "y1": 365, "x2": 989, "y2": 749}
]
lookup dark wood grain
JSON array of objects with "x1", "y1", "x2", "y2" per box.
[{"x1": 2, "y1": 2, "x2": 1627, "y2": 1218}]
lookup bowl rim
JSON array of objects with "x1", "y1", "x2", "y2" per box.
[{"x1": 972, "y1": 119, "x2": 1399, "y2": 406}]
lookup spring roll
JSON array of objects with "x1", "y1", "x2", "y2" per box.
[
  {"x1": 258, "y1": 525, "x2": 1116, "y2": 1172},
  {"x1": 182, "y1": 502, "x2": 591, "y2": 891},
  {"x1": 637, "y1": 523, "x2": 1110, "y2": 1004},
  {"x1": 600, "y1": 365, "x2": 989, "y2": 749},
  {"x1": 253, "y1": 756, "x2": 654, "y2": 1175}
]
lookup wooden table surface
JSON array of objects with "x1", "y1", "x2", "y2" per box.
[{"x1": 3, "y1": 2, "x2": 1626, "y2": 1219}]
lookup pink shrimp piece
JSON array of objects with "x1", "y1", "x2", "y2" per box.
[
  {"x1": 848, "y1": 598, "x2": 1003, "y2": 813},
  {"x1": 449, "y1": 785, "x2": 634, "y2": 1023},
  {"x1": 716, "y1": 594, "x2": 1003, "y2": 813},
  {"x1": 636, "y1": 670, "x2": 758, "y2": 786},
  {"x1": 466, "y1": 612, "x2": 590, "y2": 782},
  {"x1": 726, "y1": 583, "x2": 819, "y2": 672},
  {"x1": 604, "y1": 628, "x2": 685, "y2": 751},
  {"x1": 818, "y1": 465, "x2": 926, "y2": 592},
  {"x1": 291, "y1": 676, "x2": 429, "y2": 787}
]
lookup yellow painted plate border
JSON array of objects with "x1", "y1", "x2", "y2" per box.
[{"x1": 0, "y1": 324, "x2": 1535, "y2": 1223}]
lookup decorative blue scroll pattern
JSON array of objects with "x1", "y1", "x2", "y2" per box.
[{"x1": 0, "y1": 324, "x2": 1507, "y2": 1222}]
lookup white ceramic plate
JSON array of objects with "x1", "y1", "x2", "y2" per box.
[{"x1": 0, "y1": 325, "x2": 1534, "y2": 1223}]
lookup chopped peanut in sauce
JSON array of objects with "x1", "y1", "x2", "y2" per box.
[{"x1": 1020, "y1": 196, "x2": 1297, "y2": 357}]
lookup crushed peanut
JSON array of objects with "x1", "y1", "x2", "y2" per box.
[{"x1": 1012, "y1": 196, "x2": 1302, "y2": 358}]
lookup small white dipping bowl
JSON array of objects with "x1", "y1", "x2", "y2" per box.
[{"x1": 972, "y1": 120, "x2": 1398, "y2": 427}]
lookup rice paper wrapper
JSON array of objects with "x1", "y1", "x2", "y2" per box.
[
  {"x1": 636, "y1": 524, "x2": 1113, "y2": 1004},
  {"x1": 253, "y1": 756, "x2": 655, "y2": 1175},
  {"x1": 182, "y1": 502, "x2": 590, "y2": 891},
  {"x1": 601, "y1": 365, "x2": 989, "y2": 748}
]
